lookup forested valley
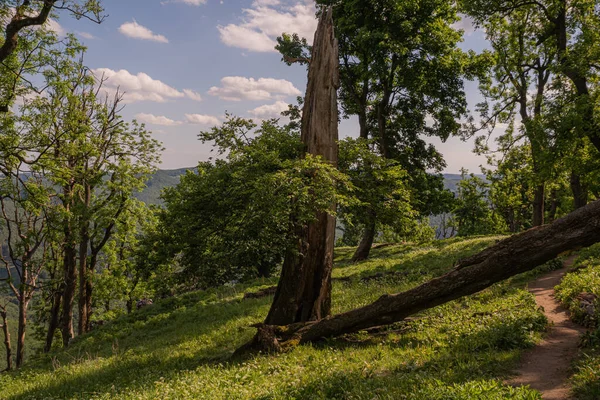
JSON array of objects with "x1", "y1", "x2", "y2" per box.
[{"x1": 1, "y1": 0, "x2": 600, "y2": 399}]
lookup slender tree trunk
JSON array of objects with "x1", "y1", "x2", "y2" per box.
[
  {"x1": 264, "y1": 8, "x2": 339, "y2": 326},
  {"x1": 570, "y1": 172, "x2": 588, "y2": 209},
  {"x1": 45, "y1": 288, "x2": 62, "y2": 352},
  {"x1": 243, "y1": 199, "x2": 600, "y2": 351},
  {"x1": 61, "y1": 243, "x2": 77, "y2": 347},
  {"x1": 532, "y1": 184, "x2": 545, "y2": 226},
  {"x1": 0, "y1": 306, "x2": 12, "y2": 371},
  {"x1": 547, "y1": 189, "x2": 558, "y2": 223},
  {"x1": 16, "y1": 297, "x2": 29, "y2": 368},
  {"x1": 78, "y1": 227, "x2": 89, "y2": 336},
  {"x1": 352, "y1": 215, "x2": 376, "y2": 262},
  {"x1": 84, "y1": 277, "x2": 93, "y2": 333}
]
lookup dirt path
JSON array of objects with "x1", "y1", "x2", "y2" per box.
[{"x1": 507, "y1": 256, "x2": 585, "y2": 399}]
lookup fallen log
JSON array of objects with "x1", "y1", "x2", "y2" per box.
[{"x1": 240, "y1": 199, "x2": 600, "y2": 353}]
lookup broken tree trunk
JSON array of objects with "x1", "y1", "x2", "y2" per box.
[
  {"x1": 249, "y1": 199, "x2": 600, "y2": 351},
  {"x1": 264, "y1": 7, "x2": 339, "y2": 326}
]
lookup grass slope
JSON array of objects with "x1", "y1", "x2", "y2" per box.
[
  {"x1": 1, "y1": 237, "x2": 552, "y2": 399},
  {"x1": 555, "y1": 244, "x2": 600, "y2": 399}
]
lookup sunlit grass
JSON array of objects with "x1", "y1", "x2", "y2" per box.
[{"x1": 1, "y1": 236, "x2": 547, "y2": 399}]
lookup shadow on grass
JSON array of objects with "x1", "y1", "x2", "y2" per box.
[{"x1": 268, "y1": 316, "x2": 546, "y2": 399}]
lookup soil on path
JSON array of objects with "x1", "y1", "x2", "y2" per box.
[{"x1": 507, "y1": 256, "x2": 586, "y2": 399}]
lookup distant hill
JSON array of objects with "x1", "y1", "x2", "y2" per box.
[
  {"x1": 136, "y1": 169, "x2": 474, "y2": 205},
  {"x1": 135, "y1": 168, "x2": 194, "y2": 205}
]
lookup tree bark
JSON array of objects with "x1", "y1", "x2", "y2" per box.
[
  {"x1": 44, "y1": 288, "x2": 62, "y2": 352},
  {"x1": 570, "y1": 172, "x2": 588, "y2": 209},
  {"x1": 264, "y1": 7, "x2": 339, "y2": 326},
  {"x1": 352, "y1": 216, "x2": 376, "y2": 262},
  {"x1": 78, "y1": 226, "x2": 89, "y2": 336},
  {"x1": 532, "y1": 184, "x2": 545, "y2": 226},
  {"x1": 61, "y1": 242, "x2": 77, "y2": 347},
  {"x1": 16, "y1": 297, "x2": 29, "y2": 368},
  {"x1": 0, "y1": 305, "x2": 12, "y2": 371},
  {"x1": 246, "y1": 199, "x2": 600, "y2": 351}
]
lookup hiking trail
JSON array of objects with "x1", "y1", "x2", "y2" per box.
[{"x1": 507, "y1": 255, "x2": 585, "y2": 399}]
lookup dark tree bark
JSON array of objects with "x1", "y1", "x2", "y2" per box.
[
  {"x1": 44, "y1": 288, "x2": 62, "y2": 352},
  {"x1": 0, "y1": 1, "x2": 57, "y2": 65},
  {"x1": 15, "y1": 297, "x2": 29, "y2": 368},
  {"x1": 0, "y1": 304, "x2": 12, "y2": 371},
  {"x1": 570, "y1": 172, "x2": 588, "y2": 209},
  {"x1": 532, "y1": 184, "x2": 545, "y2": 226},
  {"x1": 264, "y1": 7, "x2": 339, "y2": 326},
  {"x1": 245, "y1": 199, "x2": 600, "y2": 351},
  {"x1": 547, "y1": 189, "x2": 558, "y2": 223},
  {"x1": 352, "y1": 215, "x2": 376, "y2": 262}
]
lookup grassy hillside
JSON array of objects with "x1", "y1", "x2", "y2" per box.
[{"x1": 1, "y1": 237, "x2": 555, "y2": 399}]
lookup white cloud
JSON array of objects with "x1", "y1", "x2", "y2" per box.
[
  {"x1": 45, "y1": 19, "x2": 66, "y2": 36},
  {"x1": 218, "y1": 25, "x2": 276, "y2": 52},
  {"x1": 218, "y1": 0, "x2": 318, "y2": 53},
  {"x1": 248, "y1": 101, "x2": 289, "y2": 119},
  {"x1": 183, "y1": 89, "x2": 203, "y2": 102},
  {"x1": 136, "y1": 113, "x2": 183, "y2": 126},
  {"x1": 92, "y1": 68, "x2": 186, "y2": 103},
  {"x1": 452, "y1": 14, "x2": 476, "y2": 36},
  {"x1": 76, "y1": 31, "x2": 96, "y2": 40},
  {"x1": 118, "y1": 20, "x2": 169, "y2": 43},
  {"x1": 185, "y1": 114, "x2": 221, "y2": 126},
  {"x1": 208, "y1": 76, "x2": 301, "y2": 101}
]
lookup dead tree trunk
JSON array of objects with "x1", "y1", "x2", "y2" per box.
[
  {"x1": 247, "y1": 199, "x2": 600, "y2": 351},
  {"x1": 0, "y1": 304, "x2": 12, "y2": 371},
  {"x1": 264, "y1": 7, "x2": 339, "y2": 326}
]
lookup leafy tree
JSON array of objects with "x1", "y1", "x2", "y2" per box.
[
  {"x1": 463, "y1": 0, "x2": 600, "y2": 155},
  {"x1": 157, "y1": 116, "x2": 346, "y2": 288},
  {"x1": 5, "y1": 44, "x2": 161, "y2": 349},
  {"x1": 337, "y1": 138, "x2": 415, "y2": 260},
  {"x1": 454, "y1": 170, "x2": 506, "y2": 236},
  {"x1": 0, "y1": 166, "x2": 52, "y2": 368},
  {"x1": 278, "y1": 0, "x2": 468, "y2": 259}
]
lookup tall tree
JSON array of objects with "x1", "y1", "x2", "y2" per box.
[
  {"x1": 279, "y1": 0, "x2": 468, "y2": 260},
  {"x1": 0, "y1": 165, "x2": 52, "y2": 368},
  {"x1": 471, "y1": 6, "x2": 554, "y2": 226},
  {"x1": 463, "y1": 0, "x2": 600, "y2": 154},
  {"x1": 13, "y1": 47, "x2": 161, "y2": 347}
]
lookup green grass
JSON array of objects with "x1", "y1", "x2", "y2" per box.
[
  {"x1": 555, "y1": 244, "x2": 600, "y2": 399},
  {"x1": 0, "y1": 236, "x2": 550, "y2": 399}
]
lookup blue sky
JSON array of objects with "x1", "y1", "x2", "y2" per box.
[{"x1": 52, "y1": 0, "x2": 497, "y2": 173}]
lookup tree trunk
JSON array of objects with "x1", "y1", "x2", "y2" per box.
[
  {"x1": 352, "y1": 216, "x2": 376, "y2": 262},
  {"x1": 532, "y1": 184, "x2": 545, "y2": 226},
  {"x1": 264, "y1": 7, "x2": 339, "y2": 326},
  {"x1": 78, "y1": 228, "x2": 89, "y2": 336},
  {"x1": 16, "y1": 297, "x2": 29, "y2": 368},
  {"x1": 61, "y1": 243, "x2": 77, "y2": 347},
  {"x1": 245, "y1": 199, "x2": 600, "y2": 351},
  {"x1": 45, "y1": 288, "x2": 62, "y2": 353},
  {"x1": 570, "y1": 172, "x2": 588, "y2": 209},
  {"x1": 0, "y1": 306, "x2": 12, "y2": 371},
  {"x1": 547, "y1": 189, "x2": 558, "y2": 223}
]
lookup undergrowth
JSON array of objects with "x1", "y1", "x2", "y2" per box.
[
  {"x1": 0, "y1": 236, "x2": 551, "y2": 399},
  {"x1": 555, "y1": 243, "x2": 600, "y2": 399}
]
